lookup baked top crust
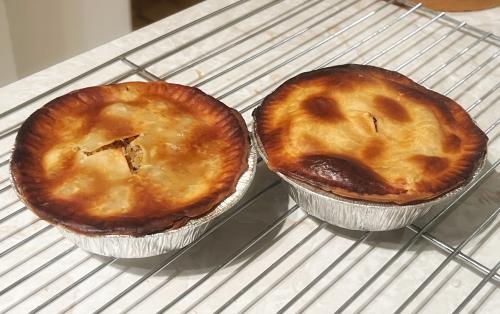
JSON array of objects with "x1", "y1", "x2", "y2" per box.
[
  {"x1": 11, "y1": 82, "x2": 249, "y2": 236},
  {"x1": 254, "y1": 65, "x2": 487, "y2": 204}
]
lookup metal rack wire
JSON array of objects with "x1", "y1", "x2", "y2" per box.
[{"x1": 0, "y1": 0, "x2": 499, "y2": 312}]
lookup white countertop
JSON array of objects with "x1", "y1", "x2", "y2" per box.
[{"x1": 0, "y1": 0, "x2": 499, "y2": 313}]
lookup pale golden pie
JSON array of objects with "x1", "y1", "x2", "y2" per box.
[
  {"x1": 254, "y1": 65, "x2": 487, "y2": 204},
  {"x1": 11, "y1": 82, "x2": 249, "y2": 236}
]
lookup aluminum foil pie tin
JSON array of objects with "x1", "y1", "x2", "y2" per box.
[
  {"x1": 11, "y1": 144, "x2": 257, "y2": 258},
  {"x1": 252, "y1": 125, "x2": 486, "y2": 231}
]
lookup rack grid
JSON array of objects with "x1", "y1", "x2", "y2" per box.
[{"x1": 0, "y1": 0, "x2": 499, "y2": 312}]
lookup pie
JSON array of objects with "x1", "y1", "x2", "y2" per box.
[
  {"x1": 11, "y1": 82, "x2": 249, "y2": 236},
  {"x1": 254, "y1": 65, "x2": 487, "y2": 204}
]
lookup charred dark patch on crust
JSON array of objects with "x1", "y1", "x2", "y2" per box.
[
  {"x1": 393, "y1": 84, "x2": 456, "y2": 123},
  {"x1": 324, "y1": 75, "x2": 357, "y2": 91},
  {"x1": 373, "y1": 95, "x2": 411, "y2": 122},
  {"x1": 284, "y1": 64, "x2": 402, "y2": 88},
  {"x1": 302, "y1": 96, "x2": 344, "y2": 122},
  {"x1": 298, "y1": 154, "x2": 403, "y2": 195},
  {"x1": 442, "y1": 133, "x2": 462, "y2": 153},
  {"x1": 362, "y1": 139, "x2": 385, "y2": 160},
  {"x1": 410, "y1": 155, "x2": 450, "y2": 175}
]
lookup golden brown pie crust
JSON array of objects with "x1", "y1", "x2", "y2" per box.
[
  {"x1": 255, "y1": 65, "x2": 487, "y2": 204},
  {"x1": 11, "y1": 82, "x2": 249, "y2": 236}
]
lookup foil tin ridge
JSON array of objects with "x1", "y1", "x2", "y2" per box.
[
  {"x1": 251, "y1": 123, "x2": 486, "y2": 231},
  {"x1": 11, "y1": 144, "x2": 258, "y2": 258}
]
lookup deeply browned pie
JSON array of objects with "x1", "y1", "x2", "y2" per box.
[
  {"x1": 254, "y1": 65, "x2": 487, "y2": 204},
  {"x1": 11, "y1": 82, "x2": 249, "y2": 236}
]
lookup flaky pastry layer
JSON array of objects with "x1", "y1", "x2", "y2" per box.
[
  {"x1": 11, "y1": 82, "x2": 249, "y2": 236},
  {"x1": 255, "y1": 65, "x2": 487, "y2": 204}
]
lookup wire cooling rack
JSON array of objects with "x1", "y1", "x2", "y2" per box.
[{"x1": 0, "y1": 0, "x2": 499, "y2": 312}]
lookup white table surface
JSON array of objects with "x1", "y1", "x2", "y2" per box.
[{"x1": 0, "y1": 1, "x2": 499, "y2": 313}]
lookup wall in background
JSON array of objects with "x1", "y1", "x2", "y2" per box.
[
  {"x1": 0, "y1": 0, "x2": 132, "y2": 87},
  {"x1": 0, "y1": 0, "x2": 204, "y2": 87},
  {"x1": 0, "y1": 0, "x2": 17, "y2": 86}
]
